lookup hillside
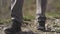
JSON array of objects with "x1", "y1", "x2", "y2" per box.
[{"x1": 0, "y1": 0, "x2": 60, "y2": 34}]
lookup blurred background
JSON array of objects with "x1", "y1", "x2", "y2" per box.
[{"x1": 0, "y1": 0, "x2": 60, "y2": 23}]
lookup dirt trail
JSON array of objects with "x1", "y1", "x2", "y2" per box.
[{"x1": 0, "y1": 21, "x2": 60, "y2": 34}]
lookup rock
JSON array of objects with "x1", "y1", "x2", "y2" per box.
[
  {"x1": 54, "y1": 19, "x2": 60, "y2": 27},
  {"x1": 45, "y1": 19, "x2": 60, "y2": 32}
]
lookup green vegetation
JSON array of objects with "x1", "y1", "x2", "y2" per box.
[
  {"x1": 0, "y1": 18, "x2": 11, "y2": 23},
  {"x1": 23, "y1": 15, "x2": 35, "y2": 21},
  {"x1": 46, "y1": 12, "x2": 60, "y2": 19},
  {"x1": 46, "y1": 0, "x2": 60, "y2": 19}
]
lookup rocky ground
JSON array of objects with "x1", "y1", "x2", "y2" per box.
[{"x1": 0, "y1": 19, "x2": 60, "y2": 34}]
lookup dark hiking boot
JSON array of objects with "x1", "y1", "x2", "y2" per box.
[
  {"x1": 37, "y1": 26, "x2": 45, "y2": 31},
  {"x1": 37, "y1": 16, "x2": 46, "y2": 32},
  {"x1": 37, "y1": 21, "x2": 46, "y2": 32},
  {"x1": 4, "y1": 20, "x2": 21, "y2": 34}
]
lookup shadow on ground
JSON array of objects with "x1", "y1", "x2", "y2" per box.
[
  {"x1": 5, "y1": 31, "x2": 36, "y2": 34},
  {"x1": 18, "y1": 31, "x2": 35, "y2": 34}
]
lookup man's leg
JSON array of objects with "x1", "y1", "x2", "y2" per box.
[
  {"x1": 36, "y1": 0, "x2": 47, "y2": 31},
  {"x1": 5, "y1": 0, "x2": 24, "y2": 34}
]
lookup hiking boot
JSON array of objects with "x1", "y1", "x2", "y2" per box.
[
  {"x1": 37, "y1": 16, "x2": 46, "y2": 31},
  {"x1": 4, "y1": 19, "x2": 21, "y2": 34}
]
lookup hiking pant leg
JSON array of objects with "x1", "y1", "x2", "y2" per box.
[
  {"x1": 36, "y1": 0, "x2": 47, "y2": 29},
  {"x1": 39, "y1": 0, "x2": 47, "y2": 27},
  {"x1": 11, "y1": 0, "x2": 24, "y2": 23}
]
